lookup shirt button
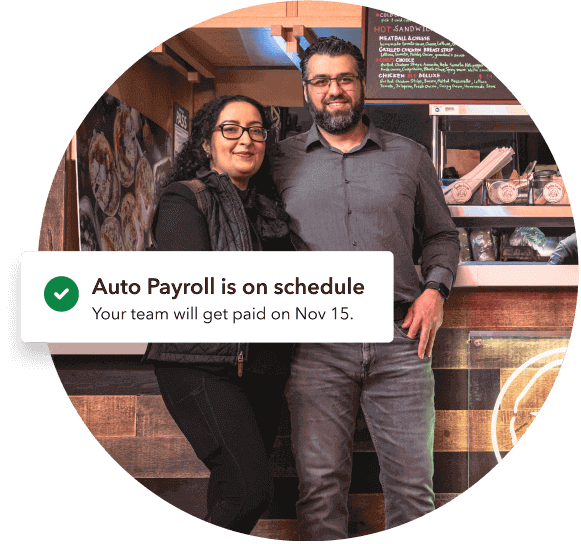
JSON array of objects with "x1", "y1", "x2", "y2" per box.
[
  {"x1": 345, "y1": 180, "x2": 350, "y2": 184},
  {"x1": 348, "y1": 209, "x2": 352, "y2": 215},
  {"x1": 352, "y1": 241, "x2": 357, "y2": 246}
]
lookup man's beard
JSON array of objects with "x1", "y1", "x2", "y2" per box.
[{"x1": 306, "y1": 89, "x2": 365, "y2": 135}]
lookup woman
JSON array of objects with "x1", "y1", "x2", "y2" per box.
[{"x1": 144, "y1": 95, "x2": 304, "y2": 534}]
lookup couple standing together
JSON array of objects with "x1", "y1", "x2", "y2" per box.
[{"x1": 145, "y1": 36, "x2": 460, "y2": 540}]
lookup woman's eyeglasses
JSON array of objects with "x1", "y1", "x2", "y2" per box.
[{"x1": 215, "y1": 123, "x2": 268, "y2": 142}]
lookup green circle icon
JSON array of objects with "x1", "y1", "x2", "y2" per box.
[{"x1": 44, "y1": 276, "x2": 79, "y2": 312}]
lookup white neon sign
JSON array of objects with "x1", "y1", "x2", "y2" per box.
[{"x1": 491, "y1": 347, "x2": 567, "y2": 463}]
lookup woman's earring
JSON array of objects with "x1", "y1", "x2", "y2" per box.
[{"x1": 203, "y1": 145, "x2": 212, "y2": 161}]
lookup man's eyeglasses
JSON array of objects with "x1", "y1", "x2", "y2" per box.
[
  {"x1": 215, "y1": 123, "x2": 268, "y2": 142},
  {"x1": 305, "y1": 75, "x2": 361, "y2": 91}
]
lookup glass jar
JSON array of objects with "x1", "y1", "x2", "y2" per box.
[{"x1": 485, "y1": 178, "x2": 529, "y2": 205}]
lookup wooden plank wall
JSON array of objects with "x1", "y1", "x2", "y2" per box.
[
  {"x1": 52, "y1": 287, "x2": 576, "y2": 539},
  {"x1": 39, "y1": 153, "x2": 66, "y2": 251}
]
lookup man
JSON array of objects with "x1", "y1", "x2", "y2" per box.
[{"x1": 272, "y1": 36, "x2": 460, "y2": 540}]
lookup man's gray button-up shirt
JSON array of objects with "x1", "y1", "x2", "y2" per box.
[{"x1": 272, "y1": 116, "x2": 460, "y2": 304}]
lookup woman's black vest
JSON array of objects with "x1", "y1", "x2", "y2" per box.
[{"x1": 144, "y1": 170, "x2": 303, "y2": 366}]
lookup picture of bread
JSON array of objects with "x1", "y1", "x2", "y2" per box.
[
  {"x1": 79, "y1": 197, "x2": 99, "y2": 252},
  {"x1": 100, "y1": 216, "x2": 123, "y2": 251},
  {"x1": 120, "y1": 193, "x2": 143, "y2": 251},
  {"x1": 114, "y1": 105, "x2": 139, "y2": 187},
  {"x1": 78, "y1": 93, "x2": 173, "y2": 252},
  {"x1": 88, "y1": 132, "x2": 120, "y2": 217},
  {"x1": 135, "y1": 156, "x2": 154, "y2": 229}
]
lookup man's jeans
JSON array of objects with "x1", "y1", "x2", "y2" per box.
[{"x1": 286, "y1": 321, "x2": 435, "y2": 540}]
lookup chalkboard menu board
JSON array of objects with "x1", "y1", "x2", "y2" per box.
[{"x1": 365, "y1": 9, "x2": 516, "y2": 101}]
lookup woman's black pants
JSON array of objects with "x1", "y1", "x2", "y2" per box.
[{"x1": 154, "y1": 365, "x2": 287, "y2": 534}]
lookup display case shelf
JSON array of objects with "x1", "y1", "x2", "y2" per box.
[
  {"x1": 416, "y1": 263, "x2": 578, "y2": 287},
  {"x1": 449, "y1": 205, "x2": 574, "y2": 228},
  {"x1": 439, "y1": 116, "x2": 538, "y2": 133},
  {"x1": 431, "y1": 105, "x2": 572, "y2": 223},
  {"x1": 455, "y1": 263, "x2": 578, "y2": 287}
]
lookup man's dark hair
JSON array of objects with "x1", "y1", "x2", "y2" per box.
[{"x1": 300, "y1": 36, "x2": 365, "y2": 81}]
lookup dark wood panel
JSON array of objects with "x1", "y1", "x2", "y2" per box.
[
  {"x1": 434, "y1": 370, "x2": 469, "y2": 410},
  {"x1": 65, "y1": 156, "x2": 80, "y2": 250},
  {"x1": 76, "y1": 394, "x2": 535, "y2": 454},
  {"x1": 469, "y1": 369, "x2": 500, "y2": 410},
  {"x1": 69, "y1": 395, "x2": 484, "y2": 450},
  {"x1": 73, "y1": 392, "x2": 532, "y2": 455},
  {"x1": 97, "y1": 437, "x2": 208, "y2": 478},
  {"x1": 53, "y1": 355, "x2": 152, "y2": 368},
  {"x1": 39, "y1": 153, "x2": 66, "y2": 251},
  {"x1": 432, "y1": 452, "x2": 468, "y2": 493},
  {"x1": 469, "y1": 451, "x2": 507, "y2": 487},
  {"x1": 431, "y1": 328, "x2": 470, "y2": 369},
  {"x1": 469, "y1": 336, "x2": 569, "y2": 369},
  {"x1": 443, "y1": 288, "x2": 577, "y2": 329},
  {"x1": 57, "y1": 370, "x2": 159, "y2": 395},
  {"x1": 55, "y1": 366, "x2": 531, "y2": 406}
]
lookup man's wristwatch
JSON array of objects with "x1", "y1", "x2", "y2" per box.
[{"x1": 421, "y1": 281, "x2": 450, "y2": 301}]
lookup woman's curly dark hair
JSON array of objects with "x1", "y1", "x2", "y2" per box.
[{"x1": 163, "y1": 95, "x2": 281, "y2": 204}]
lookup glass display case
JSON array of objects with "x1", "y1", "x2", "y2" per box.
[{"x1": 430, "y1": 105, "x2": 576, "y2": 282}]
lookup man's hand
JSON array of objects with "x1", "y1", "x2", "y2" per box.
[{"x1": 401, "y1": 289, "x2": 444, "y2": 359}]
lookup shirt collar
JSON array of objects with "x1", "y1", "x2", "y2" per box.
[{"x1": 304, "y1": 114, "x2": 385, "y2": 153}]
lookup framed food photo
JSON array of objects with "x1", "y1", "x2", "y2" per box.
[{"x1": 76, "y1": 92, "x2": 173, "y2": 251}]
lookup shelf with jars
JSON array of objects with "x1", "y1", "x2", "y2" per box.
[{"x1": 430, "y1": 105, "x2": 575, "y2": 281}]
